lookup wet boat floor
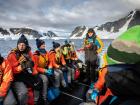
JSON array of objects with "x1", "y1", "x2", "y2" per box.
[{"x1": 50, "y1": 81, "x2": 89, "y2": 105}]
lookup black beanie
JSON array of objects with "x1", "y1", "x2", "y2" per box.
[
  {"x1": 88, "y1": 28, "x2": 95, "y2": 34},
  {"x1": 17, "y1": 34, "x2": 29, "y2": 46},
  {"x1": 64, "y1": 40, "x2": 69, "y2": 45},
  {"x1": 53, "y1": 41, "x2": 60, "y2": 49},
  {"x1": 0, "y1": 54, "x2": 4, "y2": 65},
  {"x1": 36, "y1": 39, "x2": 45, "y2": 48}
]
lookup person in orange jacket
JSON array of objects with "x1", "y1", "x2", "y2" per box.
[
  {"x1": 89, "y1": 54, "x2": 113, "y2": 105},
  {"x1": 7, "y1": 34, "x2": 42, "y2": 105},
  {"x1": 33, "y1": 39, "x2": 53, "y2": 105},
  {"x1": 61, "y1": 40, "x2": 73, "y2": 84},
  {"x1": 0, "y1": 54, "x2": 17, "y2": 105},
  {"x1": 49, "y1": 42, "x2": 66, "y2": 88},
  {"x1": 61, "y1": 40, "x2": 79, "y2": 82}
]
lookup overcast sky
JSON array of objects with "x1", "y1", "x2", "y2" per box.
[{"x1": 0, "y1": 0, "x2": 140, "y2": 34}]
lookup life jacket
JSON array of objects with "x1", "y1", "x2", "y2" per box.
[
  {"x1": 49, "y1": 49, "x2": 66, "y2": 68},
  {"x1": 0, "y1": 67, "x2": 3, "y2": 85},
  {"x1": 11, "y1": 48, "x2": 34, "y2": 73},
  {"x1": 10, "y1": 48, "x2": 22, "y2": 60},
  {"x1": 50, "y1": 50, "x2": 61, "y2": 64},
  {"x1": 61, "y1": 46, "x2": 71, "y2": 60},
  {"x1": 34, "y1": 50, "x2": 48, "y2": 68},
  {"x1": 0, "y1": 57, "x2": 4, "y2": 85},
  {"x1": 84, "y1": 35, "x2": 96, "y2": 46},
  {"x1": 10, "y1": 47, "x2": 32, "y2": 60},
  {"x1": 0, "y1": 59, "x2": 13, "y2": 97}
]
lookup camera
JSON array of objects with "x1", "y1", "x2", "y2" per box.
[
  {"x1": 21, "y1": 54, "x2": 34, "y2": 74},
  {"x1": 26, "y1": 67, "x2": 33, "y2": 74}
]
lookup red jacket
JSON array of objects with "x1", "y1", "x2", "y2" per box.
[
  {"x1": 49, "y1": 50, "x2": 66, "y2": 69},
  {"x1": 33, "y1": 50, "x2": 52, "y2": 74},
  {"x1": 94, "y1": 67, "x2": 108, "y2": 91},
  {"x1": 0, "y1": 59, "x2": 13, "y2": 97},
  {"x1": 93, "y1": 53, "x2": 114, "y2": 104},
  {"x1": 7, "y1": 48, "x2": 37, "y2": 75},
  {"x1": 94, "y1": 67, "x2": 113, "y2": 104}
]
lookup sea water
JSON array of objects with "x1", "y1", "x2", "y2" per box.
[{"x1": 0, "y1": 39, "x2": 113, "y2": 61}]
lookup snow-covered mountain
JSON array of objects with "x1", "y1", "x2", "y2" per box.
[
  {"x1": 1, "y1": 10, "x2": 140, "y2": 40},
  {"x1": 70, "y1": 26, "x2": 88, "y2": 39},
  {"x1": 0, "y1": 27, "x2": 59, "y2": 40},
  {"x1": 70, "y1": 10, "x2": 140, "y2": 39}
]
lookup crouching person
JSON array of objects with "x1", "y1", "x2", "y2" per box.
[
  {"x1": 49, "y1": 42, "x2": 66, "y2": 88},
  {"x1": 7, "y1": 35, "x2": 42, "y2": 105},
  {"x1": 33, "y1": 39, "x2": 53, "y2": 105},
  {"x1": 0, "y1": 54, "x2": 16, "y2": 105}
]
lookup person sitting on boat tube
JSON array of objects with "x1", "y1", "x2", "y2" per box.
[
  {"x1": 49, "y1": 42, "x2": 67, "y2": 88},
  {"x1": 0, "y1": 53, "x2": 16, "y2": 105},
  {"x1": 33, "y1": 39, "x2": 53, "y2": 105}
]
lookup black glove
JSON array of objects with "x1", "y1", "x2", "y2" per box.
[{"x1": 61, "y1": 65, "x2": 68, "y2": 72}]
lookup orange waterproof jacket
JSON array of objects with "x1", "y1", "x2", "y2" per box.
[
  {"x1": 33, "y1": 50, "x2": 52, "y2": 74},
  {"x1": 49, "y1": 50, "x2": 66, "y2": 69},
  {"x1": 94, "y1": 54, "x2": 108, "y2": 90},
  {"x1": 70, "y1": 51, "x2": 78, "y2": 61},
  {"x1": 61, "y1": 45, "x2": 78, "y2": 61},
  {"x1": 94, "y1": 67, "x2": 108, "y2": 91},
  {"x1": 7, "y1": 49, "x2": 37, "y2": 75},
  {"x1": 94, "y1": 67, "x2": 114, "y2": 105},
  {"x1": 94, "y1": 54, "x2": 114, "y2": 105},
  {"x1": 0, "y1": 59, "x2": 13, "y2": 97}
]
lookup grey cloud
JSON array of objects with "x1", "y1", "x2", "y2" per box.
[{"x1": 0, "y1": 0, "x2": 140, "y2": 33}]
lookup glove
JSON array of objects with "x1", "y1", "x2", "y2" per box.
[
  {"x1": 90, "y1": 83, "x2": 94, "y2": 89},
  {"x1": 77, "y1": 48, "x2": 84, "y2": 52},
  {"x1": 90, "y1": 89, "x2": 99, "y2": 102},
  {"x1": 45, "y1": 68, "x2": 54, "y2": 76},
  {"x1": 61, "y1": 65, "x2": 68, "y2": 72}
]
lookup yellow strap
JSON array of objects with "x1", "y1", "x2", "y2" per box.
[
  {"x1": 96, "y1": 36, "x2": 104, "y2": 54},
  {"x1": 98, "y1": 54, "x2": 108, "y2": 76}
]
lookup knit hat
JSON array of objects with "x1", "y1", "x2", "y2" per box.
[
  {"x1": 107, "y1": 25, "x2": 140, "y2": 65},
  {"x1": 17, "y1": 34, "x2": 29, "y2": 46},
  {"x1": 53, "y1": 41, "x2": 60, "y2": 49},
  {"x1": 0, "y1": 53, "x2": 4, "y2": 65},
  {"x1": 88, "y1": 28, "x2": 95, "y2": 34},
  {"x1": 64, "y1": 40, "x2": 69, "y2": 44},
  {"x1": 36, "y1": 39, "x2": 45, "y2": 48},
  {"x1": 64, "y1": 40, "x2": 71, "y2": 47}
]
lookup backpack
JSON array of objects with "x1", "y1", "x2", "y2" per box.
[
  {"x1": 105, "y1": 64, "x2": 140, "y2": 97},
  {"x1": 47, "y1": 87, "x2": 60, "y2": 101}
]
